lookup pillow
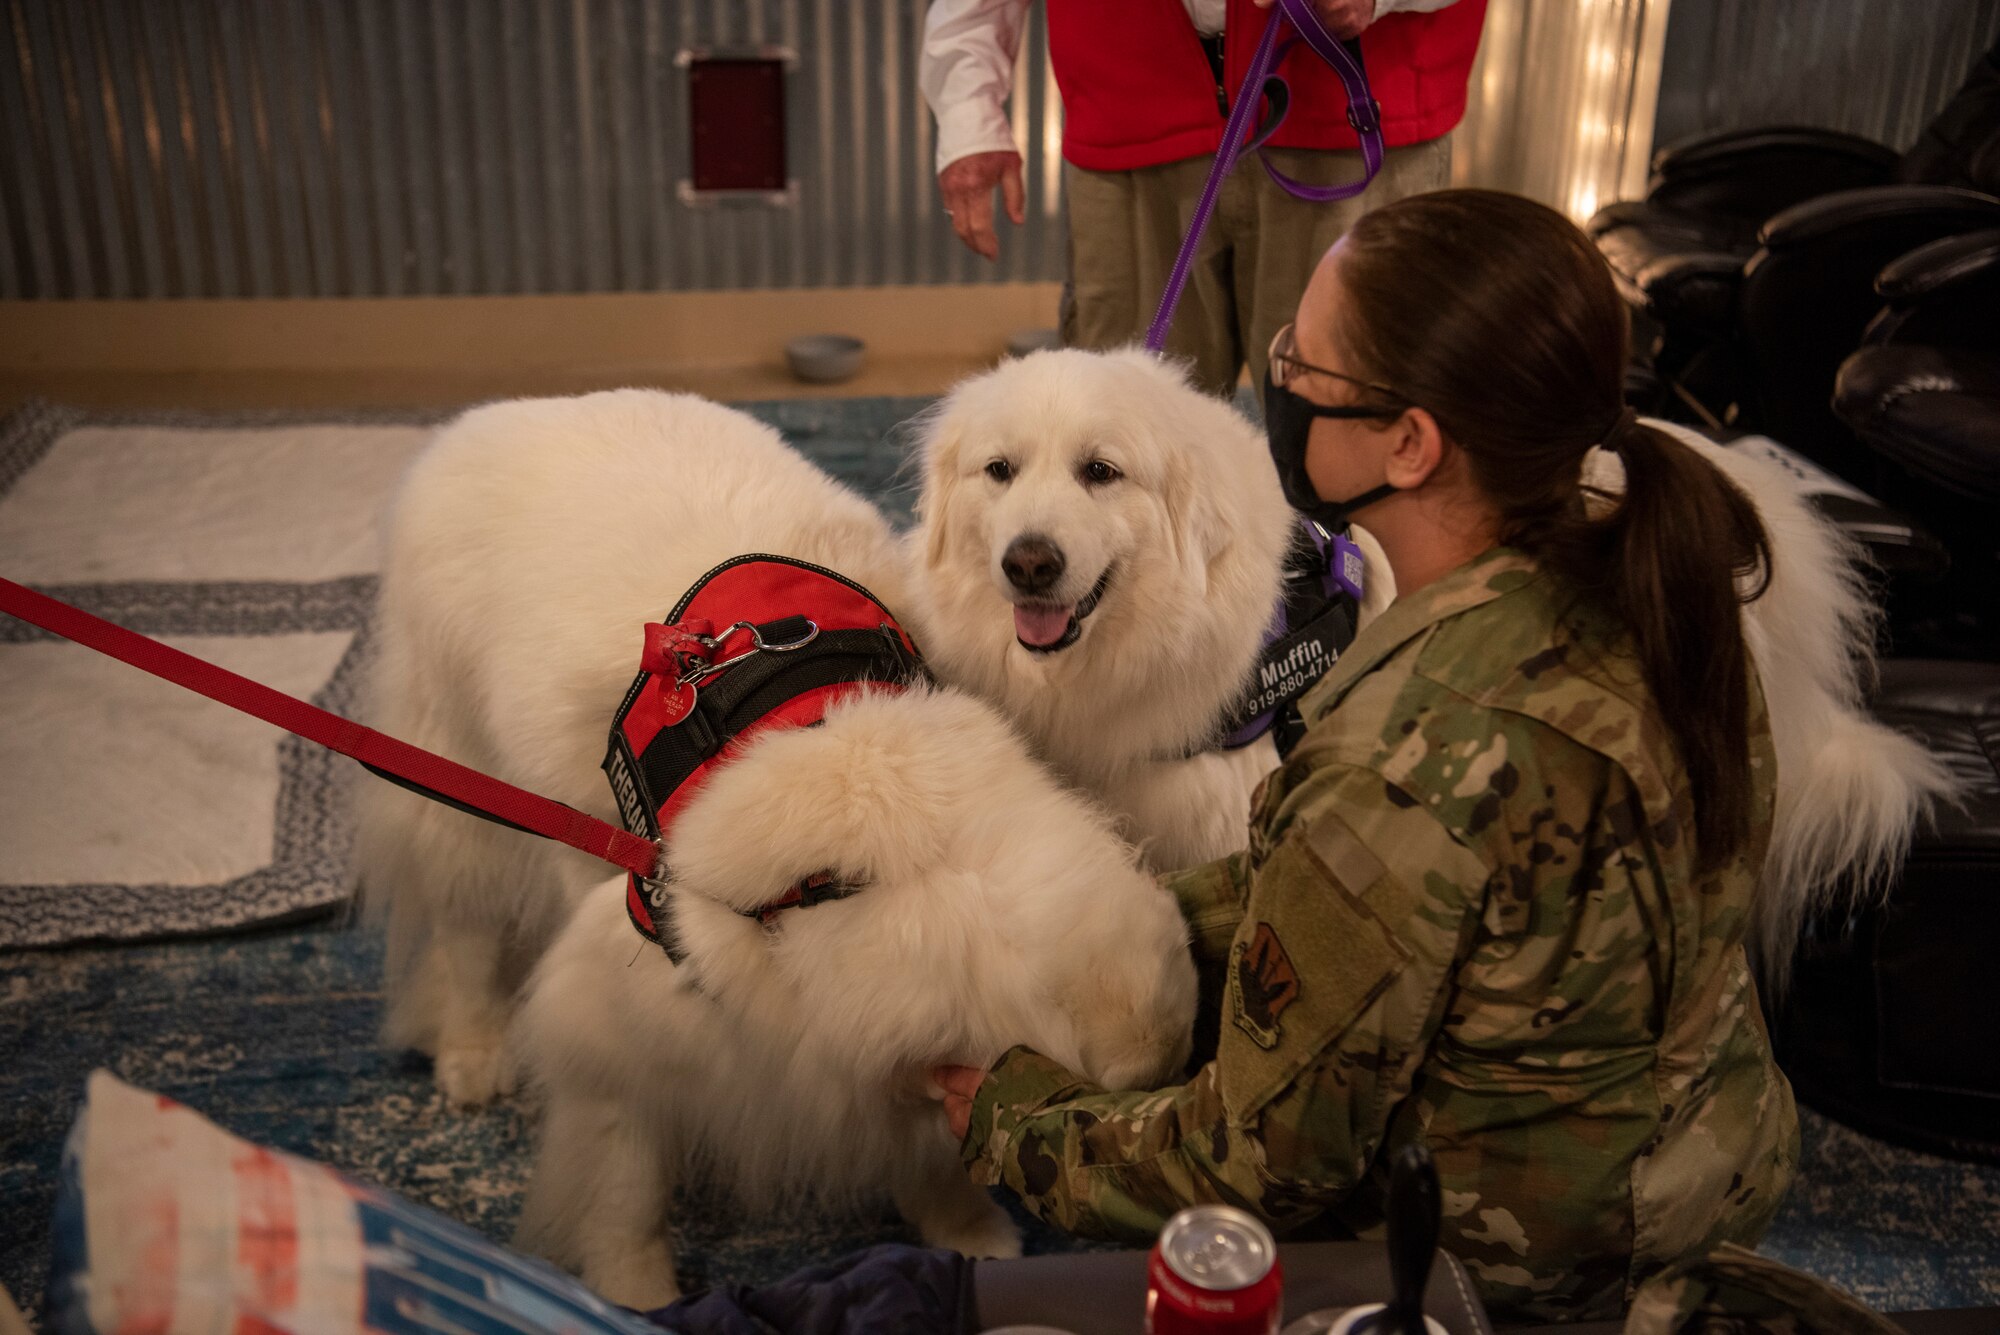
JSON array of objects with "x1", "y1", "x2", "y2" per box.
[{"x1": 48, "y1": 1070, "x2": 662, "y2": 1335}]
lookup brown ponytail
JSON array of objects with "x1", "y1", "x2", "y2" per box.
[{"x1": 1330, "y1": 190, "x2": 1772, "y2": 871}]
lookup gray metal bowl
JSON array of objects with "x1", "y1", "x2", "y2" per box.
[{"x1": 785, "y1": 333, "x2": 866, "y2": 384}]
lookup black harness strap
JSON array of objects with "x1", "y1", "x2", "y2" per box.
[
  {"x1": 626, "y1": 623, "x2": 926, "y2": 817},
  {"x1": 606, "y1": 562, "x2": 930, "y2": 967}
]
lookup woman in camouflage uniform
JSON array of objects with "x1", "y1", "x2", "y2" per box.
[{"x1": 936, "y1": 190, "x2": 1799, "y2": 1323}]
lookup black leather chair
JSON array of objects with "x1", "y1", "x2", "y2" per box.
[
  {"x1": 1593, "y1": 128, "x2": 1899, "y2": 340},
  {"x1": 1771, "y1": 659, "x2": 2000, "y2": 1166},
  {"x1": 1736, "y1": 187, "x2": 2000, "y2": 485},
  {"x1": 1591, "y1": 35, "x2": 2000, "y2": 428},
  {"x1": 1768, "y1": 227, "x2": 2000, "y2": 1158},
  {"x1": 1595, "y1": 32, "x2": 2000, "y2": 306},
  {"x1": 1835, "y1": 229, "x2": 2000, "y2": 659}
]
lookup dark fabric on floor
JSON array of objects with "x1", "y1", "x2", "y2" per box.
[
  {"x1": 3, "y1": 394, "x2": 1997, "y2": 1319},
  {"x1": 646, "y1": 1244, "x2": 970, "y2": 1335}
]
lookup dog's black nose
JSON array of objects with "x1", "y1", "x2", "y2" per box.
[{"x1": 1002, "y1": 535, "x2": 1066, "y2": 594}]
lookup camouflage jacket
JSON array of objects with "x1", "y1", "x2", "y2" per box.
[{"x1": 963, "y1": 548, "x2": 1799, "y2": 1323}]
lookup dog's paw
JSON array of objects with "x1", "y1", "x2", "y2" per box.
[
  {"x1": 584, "y1": 1240, "x2": 681, "y2": 1310},
  {"x1": 434, "y1": 1040, "x2": 515, "y2": 1108}
]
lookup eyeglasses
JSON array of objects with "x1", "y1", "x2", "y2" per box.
[{"x1": 1267, "y1": 323, "x2": 1406, "y2": 415}]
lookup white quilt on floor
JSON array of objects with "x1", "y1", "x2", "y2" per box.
[{"x1": 0, "y1": 403, "x2": 435, "y2": 947}]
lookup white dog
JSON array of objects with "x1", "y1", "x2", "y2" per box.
[
  {"x1": 908, "y1": 365, "x2": 1957, "y2": 980},
  {"x1": 906, "y1": 349, "x2": 1376, "y2": 871},
  {"x1": 357, "y1": 391, "x2": 923, "y2": 1106},
  {"x1": 512, "y1": 687, "x2": 1196, "y2": 1307}
]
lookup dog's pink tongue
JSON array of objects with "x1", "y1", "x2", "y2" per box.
[{"x1": 1014, "y1": 604, "x2": 1073, "y2": 646}]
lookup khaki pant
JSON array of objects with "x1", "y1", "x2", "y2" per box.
[{"x1": 1061, "y1": 137, "x2": 1454, "y2": 399}]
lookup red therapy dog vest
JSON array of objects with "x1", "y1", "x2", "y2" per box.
[
  {"x1": 1047, "y1": 0, "x2": 1486, "y2": 172},
  {"x1": 603, "y1": 556, "x2": 926, "y2": 955}
]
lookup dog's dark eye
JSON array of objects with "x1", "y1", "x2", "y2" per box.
[
  {"x1": 1081, "y1": 459, "x2": 1122, "y2": 486},
  {"x1": 985, "y1": 459, "x2": 1013, "y2": 483}
]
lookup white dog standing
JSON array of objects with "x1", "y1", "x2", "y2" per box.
[{"x1": 357, "y1": 391, "x2": 923, "y2": 1105}]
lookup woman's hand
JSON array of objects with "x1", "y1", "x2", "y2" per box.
[{"x1": 931, "y1": 1063, "x2": 990, "y2": 1141}]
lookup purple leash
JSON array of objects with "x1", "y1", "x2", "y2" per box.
[
  {"x1": 1143, "y1": 0, "x2": 1387, "y2": 353},
  {"x1": 1138, "y1": 1, "x2": 1387, "y2": 751}
]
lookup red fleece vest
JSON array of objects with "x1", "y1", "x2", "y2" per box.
[{"x1": 1047, "y1": 0, "x2": 1487, "y2": 172}]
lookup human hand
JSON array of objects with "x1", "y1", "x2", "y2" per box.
[
  {"x1": 1254, "y1": 0, "x2": 1375, "y2": 40},
  {"x1": 938, "y1": 150, "x2": 1026, "y2": 262},
  {"x1": 931, "y1": 1063, "x2": 989, "y2": 1141}
]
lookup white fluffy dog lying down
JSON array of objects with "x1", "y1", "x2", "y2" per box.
[
  {"x1": 513, "y1": 688, "x2": 1195, "y2": 1307},
  {"x1": 905, "y1": 357, "x2": 1954, "y2": 976}
]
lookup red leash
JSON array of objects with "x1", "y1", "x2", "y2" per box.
[{"x1": 0, "y1": 577, "x2": 660, "y2": 881}]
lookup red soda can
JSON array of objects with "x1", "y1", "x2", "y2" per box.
[{"x1": 1145, "y1": 1204, "x2": 1284, "y2": 1335}]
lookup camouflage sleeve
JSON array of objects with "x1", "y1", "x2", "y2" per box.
[
  {"x1": 964, "y1": 763, "x2": 1494, "y2": 1241},
  {"x1": 1161, "y1": 851, "x2": 1252, "y2": 964}
]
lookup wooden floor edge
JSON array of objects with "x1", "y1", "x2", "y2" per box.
[
  {"x1": 0, "y1": 284, "x2": 1065, "y2": 377},
  {"x1": 0, "y1": 284, "x2": 1064, "y2": 408}
]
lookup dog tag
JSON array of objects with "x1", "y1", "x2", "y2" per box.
[
  {"x1": 651, "y1": 676, "x2": 699, "y2": 728},
  {"x1": 1330, "y1": 533, "x2": 1366, "y2": 602}
]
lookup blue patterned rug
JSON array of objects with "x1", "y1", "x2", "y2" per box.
[{"x1": 2, "y1": 395, "x2": 1997, "y2": 1320}]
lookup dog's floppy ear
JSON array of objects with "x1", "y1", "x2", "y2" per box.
[
  {"x1": 916, "y1": 414, "x2": 964, "y2": 572},
  {"x1": 1160, "y1": 438, "x2": 1227, "y2": 596}
]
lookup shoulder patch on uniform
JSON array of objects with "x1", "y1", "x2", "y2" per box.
[{"x1": 1229, "y1": 922, "x2": 1300, "y2": 1050}]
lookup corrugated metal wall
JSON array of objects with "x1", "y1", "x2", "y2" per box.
[
  {"x1": 0, "y1": 0, "x2": 1066, "y2": 299},
  {"x1": 7, "y1": 1, "x2": 1997, "y2": 300},
  {"x1": 1653, "y1": 0, "x2": 2000, "y2": 153},
  {"x1": 1452, "y1": 0, "x2": 1673, "y2": 222}
]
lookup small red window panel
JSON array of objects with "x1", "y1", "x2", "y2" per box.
[{"x1": 687, "y1": 58, "x2": 788, "y2": 194}]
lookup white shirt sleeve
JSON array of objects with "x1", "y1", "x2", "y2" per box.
[
  {"x1": 920, "y1": 0, "x2": 1032, "y2": 174},
  {"x1": 1372, "y1": 0, "x2": 1459, "y2": 17}
]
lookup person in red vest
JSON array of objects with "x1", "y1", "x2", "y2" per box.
[{"x1": 920, "y1": 0, "x2": 1488, "y2": 398}]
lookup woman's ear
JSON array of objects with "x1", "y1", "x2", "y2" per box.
[{"x1": 1385, "y1": 406, "x2": 1449, "y2": 491}]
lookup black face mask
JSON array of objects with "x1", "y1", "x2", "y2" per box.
[{"x1": 1263, "y1": 369, "x2": 1401, "y2": 528}]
